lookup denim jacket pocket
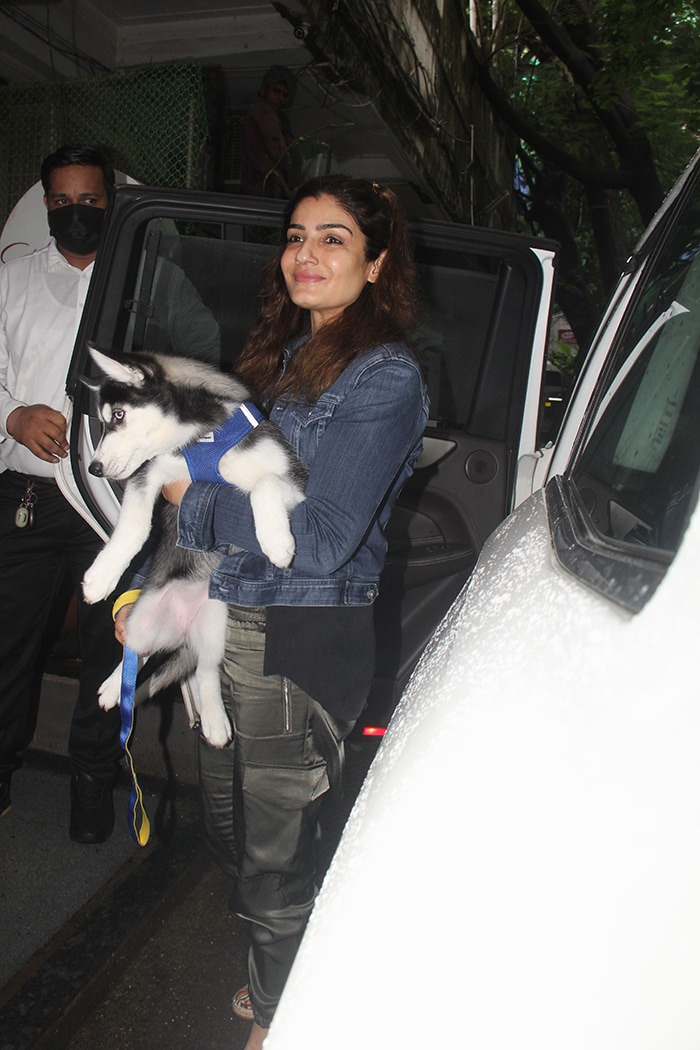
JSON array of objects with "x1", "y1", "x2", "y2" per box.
[{"x1": 276, "y1": 393, "x2": 340, "y2": 459}]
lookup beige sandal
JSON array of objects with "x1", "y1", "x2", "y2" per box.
[{"x1": 232, "y1": 985, "x2": 255, "y2": 1021}]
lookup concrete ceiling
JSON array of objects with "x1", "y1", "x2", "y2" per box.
[
  {"x1": 96, "y1": 0, "x2": 256, "y2": 19},
  {"x1": 0, "y1": 1, "x2": 311, "y2": 84},
  {"x1": 0, "y1": 0, "x2": 441, "y2": 215}
]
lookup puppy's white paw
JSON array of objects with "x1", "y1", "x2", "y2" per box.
[
  {"x1": 259, "y1": 527, "x2": 296, "y2": 569},
  {"x1": 98, "y1": 664, "x2": 123, "y2": 710},
  {"x1": 83, "y1": 553, "x2": 123, "y2": 604},
  {"x1": 82, "y1": 561, "x2": 109, "y2": 604},
  {"x1": 200, "y1": 707, "x2": 233, "y2": 749}
]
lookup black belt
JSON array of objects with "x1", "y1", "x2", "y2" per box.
[{"x1": 1, "y1": 470, "x2": 57, "y2": 486}]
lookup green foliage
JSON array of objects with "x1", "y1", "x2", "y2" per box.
[
  {"x1": 489, "y1": 0, "x2": 700, "y2": 193},
  {"x1": 475, "y1": 0, "x2": 700, "y2": 341},
  {"x1": 549, "y1": 338, "x2": 578, "y2": 379}
]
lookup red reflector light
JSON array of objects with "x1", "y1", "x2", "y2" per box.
[{"x1": 362, "y1": 726, "x2": 386, "y2": 737}]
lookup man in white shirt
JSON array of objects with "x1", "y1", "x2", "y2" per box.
[{"x1": 0, "y1": 145, "x2": 123, "y2": 841}]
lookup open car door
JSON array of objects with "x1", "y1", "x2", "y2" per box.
[{"x1": 60, "y1": 186, "x2": 558, "y2": 726}]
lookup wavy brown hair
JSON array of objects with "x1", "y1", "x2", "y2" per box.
[{"x1": 234, "y1": 174, "x2": 418, "y2": 403}]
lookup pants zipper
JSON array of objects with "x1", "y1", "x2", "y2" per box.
[{"x1": 282, "y1": 677, "x2": 292, "y2": 733}]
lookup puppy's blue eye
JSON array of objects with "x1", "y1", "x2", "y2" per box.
[{"x1": 112, "y1": 409, "x2": 125, "y2": 422}]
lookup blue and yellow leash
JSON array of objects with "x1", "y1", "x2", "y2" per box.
[
  {"x1": 113, "y1": 589, "x2": 150, "y2": 845},
  {"x1": 118, "y1": 644, "x2": 151, "y2": 845}
]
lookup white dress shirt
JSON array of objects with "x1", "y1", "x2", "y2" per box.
[{"x1": 0, "y1": 239, "x2": 93, "y2": 478}]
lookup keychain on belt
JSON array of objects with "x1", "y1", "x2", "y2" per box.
[{"x1": 15, "y1": 478, "x2": 37, "y2": 529}]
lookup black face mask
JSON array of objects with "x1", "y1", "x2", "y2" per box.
[{"x1": 48, "y1": 204, "x2": 105, "y2": 256}]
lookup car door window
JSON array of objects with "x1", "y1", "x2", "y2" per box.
[
  {"x1": 548, "y1": 170, "x2": 700, "y2": 610},
  {"x1": 412, "y1": 238, "x2": 553, "y2": 445},
  {"x1": 415, "y1": 252, "x2": 498, "y2": 431},
  {"x1": 105, "y1": 216, "x2": 278, "y2": 370}
]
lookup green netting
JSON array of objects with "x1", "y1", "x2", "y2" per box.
[{"x1": 0, "y1": 64, "x2": 209, "y2": 228}]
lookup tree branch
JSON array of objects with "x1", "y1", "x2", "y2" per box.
[
  {"x1": 469, "y1": 33, "x2": 630, "y2": 188},
  {"x1": 512, "y1": 0, "x2": 656, "y2": 151}
]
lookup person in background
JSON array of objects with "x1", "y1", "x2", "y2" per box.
[
  {"x1": 120, "y1": 173, "x2": 429, "y2": 1048},
  {"x1": 240, "y1": 65, "x2": 295, "y2": 199},
  {"x1": 0, "y1": 144, "x2": 123, "y2": 841}
]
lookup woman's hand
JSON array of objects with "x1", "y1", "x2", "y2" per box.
[
  {"x1": 114, "y1": 604, "x2": 133, "y2": 646},
  {"x1": 162, "y1": 479, "x2": 191, "y2": 506}
]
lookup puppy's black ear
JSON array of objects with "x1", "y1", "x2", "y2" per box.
[{"x1": 79, "y1": 372, "x2": 102, "y2": 393}]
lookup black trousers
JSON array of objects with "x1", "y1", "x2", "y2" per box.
[
  {"x1": 198, "y1": 605, "x2": 354, "y2": 1029},
  {"x1": 0, "y1": 471, "x2": 123, "y2": 780}
]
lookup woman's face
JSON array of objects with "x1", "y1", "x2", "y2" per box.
[{"x1": 281, "y1": 193, "x2": 385, "y2": 332}]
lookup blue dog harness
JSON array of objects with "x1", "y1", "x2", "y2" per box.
[{"x1": 182, "y1": 402, "x2": 264, "y2": 483}]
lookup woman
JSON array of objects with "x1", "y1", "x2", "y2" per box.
[{"x1": 118, "y1": 174, "x2": 428, "y2": 1048}]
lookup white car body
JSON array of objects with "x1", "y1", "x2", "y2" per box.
[
  {"x1": 265, "y1": 153, "x2": 700, "y2": 1049},
  {"x1": 266, "y1": 490, "x2": 700, "y2": 1049}
]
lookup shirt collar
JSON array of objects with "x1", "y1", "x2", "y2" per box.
[{"x1": 47, "y1": 237, "x2": 95, "y2": 275}]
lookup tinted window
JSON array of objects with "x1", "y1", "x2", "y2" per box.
[
  {"x1": 413, "y1": 243, "x2": 545, "y2": 442},
  {"x1": 415, "y1": 252, "x2": 498, "y2": 431},
  {"x1": 549, "y1": 166, "x2": 700, "y2": 609},
  {"x1": 102, "y1": 216, "x2": 279, "y2": 370}
]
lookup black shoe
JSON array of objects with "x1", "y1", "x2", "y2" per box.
[
  {"x1": 70, "y1": 772, "x2": 115, "y2": 844},
  {"x1": 0, "y1": 774, "x2": 11, "y2": 818}
]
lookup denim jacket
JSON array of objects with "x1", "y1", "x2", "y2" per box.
[{"x1": 177, "y1": 339, "x2": 429, "y2": 607}]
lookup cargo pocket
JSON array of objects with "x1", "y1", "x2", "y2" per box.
[
  {"x1": 243, "y1": 762, "x2": 330, "y2": 809},
  {"x1": 237, "y1": 763, "x2": 331, "y2": 910}
]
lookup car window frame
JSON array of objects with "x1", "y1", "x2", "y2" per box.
[{"x1": 546, "y1": 151, "x2": 700, "y2": 612}]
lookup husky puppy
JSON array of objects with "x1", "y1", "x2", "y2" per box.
[{"x1": 81, "y1": 347, "x2": 306, "y2": 747}]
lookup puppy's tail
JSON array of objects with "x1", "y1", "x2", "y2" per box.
[{"x1": 139, "y1": 649, "x2": 199, "y2": 697}]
